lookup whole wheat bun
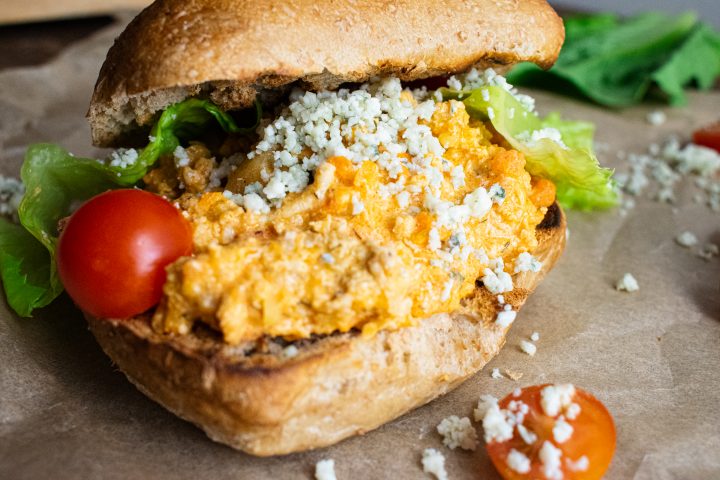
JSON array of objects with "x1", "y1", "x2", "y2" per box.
[
  {"x1": 86, "y1": 204, "x2": 566, "y2": 456},
  {"x1": 88, "y1": 0, "x2": 564, "y2": 147},
  {"x1": 84, "y1": 0, "x2": 568, "y2": 456}
]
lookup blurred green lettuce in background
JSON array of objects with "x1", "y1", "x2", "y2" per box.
[{"x1": 507, "y1": 12, "x2": 720, "y2": 107}]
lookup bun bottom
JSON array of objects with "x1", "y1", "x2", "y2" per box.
[{"x1": 86, "y1": 203, "x2": 566, "y2": 456}]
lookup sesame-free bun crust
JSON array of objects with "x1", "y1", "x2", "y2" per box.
[
  {"x1": 86, "y1": 203, "x2": 566, "y2": 456},
  {"x1": 88, "y1": 0, "x2": 564, "y2": 147}
]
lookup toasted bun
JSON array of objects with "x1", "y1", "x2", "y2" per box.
[
  {"x1": 86, "y1": 203, "x2": 566, "y2": 456},
  {"x1": 88, "y1": 0, "x2": 564, "y2": 147}
]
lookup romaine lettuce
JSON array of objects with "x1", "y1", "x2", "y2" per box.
[
  {"x1": 507, "y1": 12, "x2": 720, "y2": 107},
  {"x1": 2, "y1": 99, "x2": 258, "y2": 317},
  {"x1": 441, "y1": 86, "x2": 618, "y2": 210}
]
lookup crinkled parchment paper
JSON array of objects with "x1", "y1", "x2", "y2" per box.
[{"x1": 1, "y1": 19, "x2": 719, "y2": 480}]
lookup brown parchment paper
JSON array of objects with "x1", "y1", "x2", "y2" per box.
[{"x1": 1, "y1": 19, "x2": 719, "y2": 480}]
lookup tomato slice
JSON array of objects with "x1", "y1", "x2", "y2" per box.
[
  {"x1": 692, "y1": 122, "x2": 720, "y2": 153},
  {"x1": 57, "y1": 189, "x2": 193, "y2": 319},
  {"x1": 484, "y1": 384, "x2": 616, "y2": 480}
]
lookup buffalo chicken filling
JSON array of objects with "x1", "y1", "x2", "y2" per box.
[{"x1": 144, "y1": 77, "x2": 554, "y2": 344}]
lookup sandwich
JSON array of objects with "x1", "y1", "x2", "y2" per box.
[{"x1": 1, "y1": 0, "x2": 617, "y2": 456}]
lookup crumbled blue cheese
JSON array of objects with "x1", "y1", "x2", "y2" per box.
[
  {"x1": 495, "y1": 308, "x2": 517, "y2": 328},
  {"x1": 514, "y1": 252, "x2": 542, "y2": 273},
  {"x1": 646, "y1": 110, "x2": 667, "y2": 126},
  {"x1": 223, "y1": 189, "x2": 271, "y2": 214},
  {"x1": 106, "y1": 148, "x2": 139, "y2": 168},
  {"x1": 530, "y1": 331, "x2": 540, "y2": 342},
  {"x1": 173, "y1": 145, "x2": 191, "y2": 167},
  {"x1": 248, "y1": 77, "x2": 443, "y2": 207},
  {"x1": 314, "y1": 459, "x2": 336, "y2": 480},
  {"x1": 448, "y1": 68, "x2": 536, "y2": 113},
  {"x1": 282, "y1": 345, "x2": 299, "y2": 358},
  {"x1": 517, "y1": 127, "x2": 569, "y2": 150},
  {"x1": 482, "y1": 260, "x2": 513, "y2": 294},
  {"x1": 491, "y1": 368, "x2": 504, "y2": 379},
  {"x1": 507, "y1": 449, "x2": 531, "y2": 474},
  {"x1": 566, "y1": 455, "x2": 590, "y2": 472},
  {"x1": 481, "y1": 403, "x2": 514, "y2": 443},
  {"x1": 421, "y1": 448, "x2": 448, "y2": 480},
  {"x1": 519, "y1": 340, "x2": 537, "y2": 357},
  {"x1": 436, "y1": 415, "x2": 478, "y2": 451},
  {"x1": 428, "y1": 227, "x2": 442, "y2": 251},
  {"x1": 552, "y1": 416, "x2": 574, "y2": 444},
  {"x1": 0, "y1": 175, "x2": 24, "y2": 218},
  {"x1": 451, "y1": 165, "x2": 465, "y2": 189},
  {"x1": 675, "y1": 231, "x2": 698, "y2": 248},
  {"x1": 351, "y1": 193, "x2": 365, "y2": 215},
  {"x1": 489, "y1": 183, "x2": 506, "y2": 205},
  {"x1": 473, "y1": 394, "x2": 498, "y2": 422},
  {"x1": 517, "y1": 423, "x2": 538, "y2": 445},
  {"x1": 539, "y1": 441, "x2": 563, "y2": 480},
  {"x1": 697, "y1": 243, "x2": 719, "y2": 261},
  {"x1": 615, "y1": 136, "x2": 720, "y2": 212},
  {"x1": 540, "y1": 384, "x2": 576, "y2": 417},
  {"x1": 424, "y1": 186, "x2": 492, "y2": 230},
  {"x1": 208, "y1": 154, "x2": 241, "y2": 189},
  {"x1": 565, "y1": 402, "x2": 581, "y2": 420},
  {"x1": 616, "y1": 273, "x2": 639, "y2": 292}
]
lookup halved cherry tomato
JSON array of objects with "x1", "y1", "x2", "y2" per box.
[
  {"x1": 692, "y1": 122, "x2": 720, "y2": 153},
  {"x1": 57, "y1": 189, "x2": 193, "y2": 318},
  {"x1": 486, "y1": 384, "x2": 616, "y2": 480}
]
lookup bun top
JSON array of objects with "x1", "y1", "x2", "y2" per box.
[{"x1": 88, "y1": 0, "x2": 564, "y2": 147}]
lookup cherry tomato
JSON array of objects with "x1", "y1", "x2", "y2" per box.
[
  {"x1": 57, "y1": 189, "x2": 193, "y2": 318},
  {"x1": 692, "y1": 122, "x2": 720, "y2": 153},
  {"x1": 486, "y1": 384, "x2": 616, "y2": 480}
]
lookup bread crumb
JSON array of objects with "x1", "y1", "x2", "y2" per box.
[
  {"x1": 437, "y1": 415, "x2": 478, "y2": 451},
  {"x1": 421, "y1": 448, "x2": 448, "y2": 480},
  {"x1": 616, "y1": 273, "x2": 639, "y2": 292},
  {"x1": 315, "y1": 459, "x2": 336, "y2": 480},
  {"x1": 519, "y1": 340, "x2": 537, "y2": 356},
  {"x1": 505, "y1": 369, "x2": 524, "y2": 381}
]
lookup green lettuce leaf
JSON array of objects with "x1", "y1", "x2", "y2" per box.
[
  {"x1": 507, "y1": 12, "x2": 720, "y2": 107},
  {"x1": 441, "y1": 86, "x2": 618, "y2": 210},
  {"x1": 0, "y1": 219, "x2": 60, "y2": 317},
  {"x1": 652, "y1": 23, "x2": 720, "y2": 105},
  {"x1": 2, "y1": 98, "x2": 259, "y2": 317}
]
